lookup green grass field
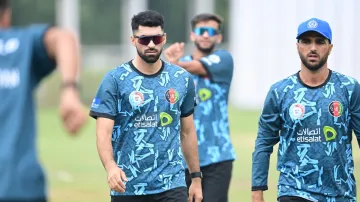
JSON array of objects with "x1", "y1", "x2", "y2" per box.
[{"x1": 37, "y1": 106, "x2": 360, "y2": 202}]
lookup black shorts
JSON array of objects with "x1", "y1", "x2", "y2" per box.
[
  {"x1": 185, "y1": 160, "x2": 233, "y2": 202},
  {"x1": 111, "y1": 187, "x2": 187, "y2": 202},
  {"x1": 278, "y1": 196, "x2": 312, "y2": 202}
]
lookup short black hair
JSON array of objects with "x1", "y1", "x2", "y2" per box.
[
  {"x1": 191, "y1": 13, "x2": 223, "y2": 31},
  {"x1": 131, "y1": 10, "x2": 164, "y2": 32},
  {"x1": 0, "y1": 0, "x2": 9, "y2": 9},
  {"x1": 0, "y1": 0, "x2": 9, "y2": 16}
]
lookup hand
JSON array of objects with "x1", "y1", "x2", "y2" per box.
[
  {"x1": 252, "y1": 190, "x2": 265, "y2": 202},
  {"x1": 164, "y1": 42, "x2": 185, "y2": 64},
  {"x1": 107, "y1": 163, "x2": 128, "y2": 193},
  {"x1": 188, "y1": 178, "x2": 203, "y2": 202},
  {"x1": 59, "y1": 87, "x2": 87, "y2": 135}
]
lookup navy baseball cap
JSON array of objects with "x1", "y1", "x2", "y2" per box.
[{"x1": 296, "y1": 18, "x2": 332, "y2": 43}]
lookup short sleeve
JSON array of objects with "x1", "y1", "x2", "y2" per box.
[
  {"x1": 180, "y1": 75, "x2": 196, "y2": 117},
  {"x1": 29, "y1": 24, "x2": 56, "y2": 81},
  {"x1": 199, "y1": 50, "x2": 233, "y2": 84},
  {"x1": 89, "y1": 72, "x2": 119, "y2": 120}
]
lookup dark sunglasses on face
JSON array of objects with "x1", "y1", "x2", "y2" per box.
[
  {"x1": 194, "y1": 27, "x2": 219, "y2": 37},
  {"x1": 133, "y1": 34, "x2": 165, "y2": 45}
]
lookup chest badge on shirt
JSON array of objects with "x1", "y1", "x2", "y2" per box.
[
  {"x1": 165, "y1": 88, "x2": 179, "y2": 104},
  {"x1": 328, "y1": 101, "x2": 343, "y2": 117},
  {"x1": 289, "y1": 103, "x2": 305, "y2": 120},
  {"x1": 129, "y1": 91, "x2": 144, "y2": 107}
]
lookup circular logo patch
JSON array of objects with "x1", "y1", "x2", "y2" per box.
[
  {"x1": 165, "y1": 89, "x2": 179, "y2": 104},
  {"x1": 328, "y1": 101, "x2": 343, "y2": 117},
  {"x1": 129, "y1": 91, "x2": 144, "y2": 107},
  {"x1": 289, "y1": 103, "x2": 305, "y2": 120},
  {"x1": 307, "y1": 20, "x2": 318, "y2": 29},
  {"x1": 208, "y1": 54, "x2": 221, "y2": 64}
]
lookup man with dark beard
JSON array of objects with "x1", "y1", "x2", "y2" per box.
[
  {"x1": 252, "y1": 18, "x2": 360, "y2": 202},
  {"x1": 165, "y1": 13, "x2": 235, "y2": 202},
  {"x1": 89, "y1": 10, "x2": 203, "y2": 202}
]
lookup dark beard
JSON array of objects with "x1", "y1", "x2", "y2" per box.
[
  {"x1": 137, "y1": 48, "x2": 162, "y2": 64},
  {"x1": 299, "y1": 51, "x2": 329, "y2": 72},
  {"x1": 195, "y1": 41, "x2": 215, "y2": 54}
]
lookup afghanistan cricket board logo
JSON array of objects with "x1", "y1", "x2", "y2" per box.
[
  {"x1": 328, "y1": 101, "x2": 343, "y2": 117},
  {"x1": 165, "y1": 88, "x2": 179, "y2": 104},
  {"x1": 289, "y1": 103, "x2": 305, "y2": 120},
  {"x1": 129, "y1": 91, "x2": 144, "y2": 107}
]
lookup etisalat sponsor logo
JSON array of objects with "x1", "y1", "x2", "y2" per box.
[
  {"x1": 296, "y1": 126, "x2": 337, "y2": 143},
  {"x1": 133, "y1": 112, "x2": 173, "y2": 128}
]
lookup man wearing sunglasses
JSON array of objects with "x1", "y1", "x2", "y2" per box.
[
  {"x1": 89, "y1": 10, "x2": 203, "y2": 202},
  {"x1": 165, "y1": 13, "x2": 235, "y2": 202}
]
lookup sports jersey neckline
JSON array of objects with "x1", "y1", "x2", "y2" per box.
[
  {"x1": 128, "y1": 60, "x2": 164, "y2": 78},
  {"x1": 296, "y1": 69, "x2": 332, "y2": 89}
]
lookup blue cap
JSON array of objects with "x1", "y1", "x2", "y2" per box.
[{"x1": 296, "y1": 18, "x2": 332, "y2": 42}]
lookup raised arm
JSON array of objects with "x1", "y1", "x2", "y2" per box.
[{"x1": 41, "y1": 26, "x2": 86, "y2": 134}]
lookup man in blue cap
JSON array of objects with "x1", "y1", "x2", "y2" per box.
[{"x1": 251, "y1": 17, "x2": 360, "y2": 202}]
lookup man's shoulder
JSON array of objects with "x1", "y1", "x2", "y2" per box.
[
  {"x1": 269, "y1": 72, "x2": 299, "y2": 91},
  {"x1": 0, "y1": 26, "x2": 31, "y2": 38},
  {"x1": 331, "y1": 70, "x2": 360, "y2": 94},
  {"x1": 206, "y1": 49, "x2": 233, "y2": 66},
  {"x1": 332, "y1": 70, "x2": 358, "y2": 84},
  {"x1": 196, "y1": 50, "x2": 233, "y2": 69},
  {"x1": 0, "y1": 24, "x2": 52, "y2": 43},
  {"x1": 214, "y1": 49, "x2": 231, "y2": 54},
  {"x1": 100, "y1": 62, "x2": 133, "y2": 83},
  {"x1": 213, "y1": 49, "x2": 232, "y2": 58},
  {"x1": 109, "y1": 62, "x2": 134, "y2": 75},
  {"x1": 15, "y1": 24, "x2": 51, "y2": 35}
]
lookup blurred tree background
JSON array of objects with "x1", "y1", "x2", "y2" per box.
[
  {"x1": 12, "y1": 0, "x2": 56, "y2": 25},
  {"x1": 11, "y1": 0, "x2": 229, "y2": 44}
]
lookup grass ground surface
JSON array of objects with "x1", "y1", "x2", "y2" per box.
[{"x1": 37, "y1": 107, "x2": 360, "y2": 202}]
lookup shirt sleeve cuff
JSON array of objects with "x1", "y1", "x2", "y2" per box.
[
  {"x1": 181, "y1": 109, "x2": 194, "y2": 117},
  {"x1": 89, "y1": 111, "x2": 116, "y2": 120},
  {"x1": 252, "y1": 185, "x2": 268, "y2": 191}
]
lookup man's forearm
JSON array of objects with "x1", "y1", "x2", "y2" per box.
[
  {"x1": 252, "y1": 190, "x2": 264, "y2": 201},
  {"x1": 252, "y1": 134, "x2": 276, "y2": 190},
  {"x1": 181, "y1": 132, "x2": 200, "y2": 173},
  {"x1": 175, "y1": 60, "x2": 207, "y2": 76},
  {"x1": 96, "y1": 131, "x2": 117, "y2": 171},
  {"x1": 56, "y1": 32, "x2": 79, "y2": 83},
  {"x1": 46, "y1": 28, "x2": 79, "y2": 83}
]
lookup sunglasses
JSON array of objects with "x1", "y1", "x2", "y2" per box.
[
  {"x1": 194, "y1": 27, "x2": 219, "y2": 37},
  {"x1": 133, "y1": 34, "x2": 165, "y2": 45}
]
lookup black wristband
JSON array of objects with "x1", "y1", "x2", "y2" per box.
[
  {"x1": 190, "y1": 172, "x2": 203, "y2": 179},
  {"x1": 60, "y1": 81, "x2": 79, "y2": 90}
]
